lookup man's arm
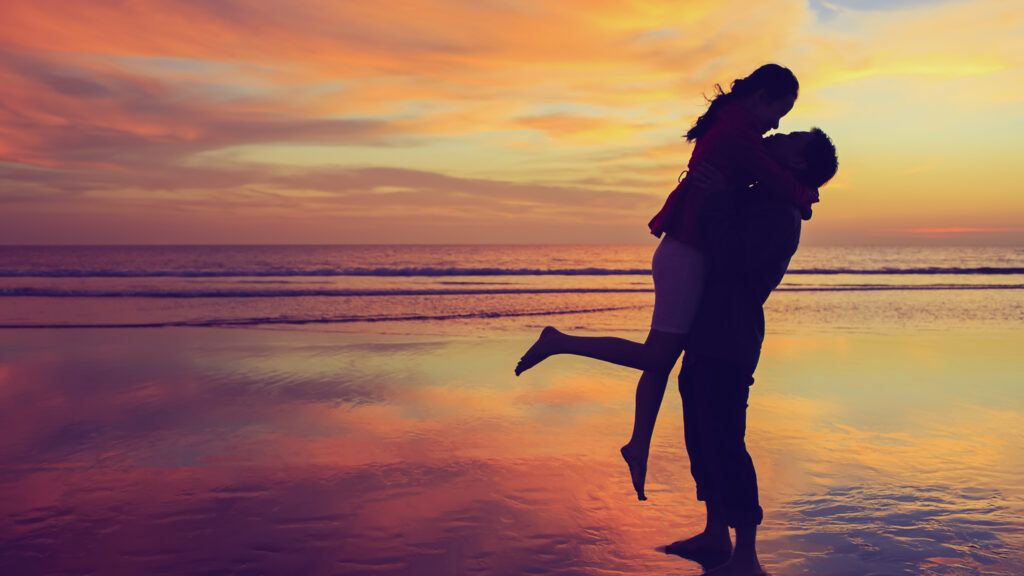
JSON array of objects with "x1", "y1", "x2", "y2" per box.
[
  {"x1": 694, "y1": 176, "x2": 799, "y2": 279},
  {"x1": 739, "y1": 199, "x2": 802, "y2": 303},
  {"x1": 740, "y1": 200, "x2": 801, "y2": 269}
]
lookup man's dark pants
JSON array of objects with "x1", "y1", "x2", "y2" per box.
[{"x1": 678, "y1": 352, "x2": 764, "y2": 528}]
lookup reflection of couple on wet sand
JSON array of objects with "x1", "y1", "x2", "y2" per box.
[{"x1": 515, "y1": 64, "x2": 839, "y2": 576}]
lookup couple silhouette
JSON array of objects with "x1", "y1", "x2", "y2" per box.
[{"x1": 516, "y1": 64, "x2": 839, "y2": 576}]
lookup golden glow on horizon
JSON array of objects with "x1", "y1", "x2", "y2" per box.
[{"x1": 0, "y1": 0, "x2": 1022, "y2": 244}]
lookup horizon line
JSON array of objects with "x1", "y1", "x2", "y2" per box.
[{"x1": 2, "y1": 242, "x2": 1023, "y2": 248}]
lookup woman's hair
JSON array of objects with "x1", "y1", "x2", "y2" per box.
[{"x1": 685, "y1": 64, "x2": 799, "y2": 142}]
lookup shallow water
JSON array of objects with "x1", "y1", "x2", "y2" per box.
[
  {"x1": 0, "y1": 318, "x2": 1021, "y2": 575},
  {"x1": 1, "y1": 246, "x2": 1022, "y2": 575}
]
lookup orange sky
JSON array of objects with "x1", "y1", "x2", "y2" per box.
[{"x1": 0, "y1": 0, "x2": 1021, "y2": 245}]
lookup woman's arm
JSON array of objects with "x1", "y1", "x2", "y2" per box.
[{"x1": 717, "y1": 130, "x2": 819, "y2": 209}]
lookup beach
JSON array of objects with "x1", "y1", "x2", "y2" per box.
[{"x1": 1, "y1": 245, "x2": 1023, "y2": 575}]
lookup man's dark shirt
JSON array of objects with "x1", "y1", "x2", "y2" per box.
[{"x1": 686, "y1": 184, "x2": 803, "y2": 372}]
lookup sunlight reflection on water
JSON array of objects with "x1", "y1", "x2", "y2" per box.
[{"x1": 0, "y1": 313, "x2": 1022, "y2": 575}]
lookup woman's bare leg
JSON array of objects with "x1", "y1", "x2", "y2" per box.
[
  {"x1": 618, "y1": 329, "x2": 686, "y2": 499},
  {"x1": 516, "y1": 326, "x2": 686, "y2": 499},
  {"x1": 516, "y1": 326, "x2": 684, "y2": 374}
]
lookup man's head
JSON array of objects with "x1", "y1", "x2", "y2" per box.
[{"x1": 765, "y1": 128, "x2": 838, "y2": 188}]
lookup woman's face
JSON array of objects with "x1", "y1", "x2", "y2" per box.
[{"x1": 752, "y1": 92, "x2": 797, "y2": 134}]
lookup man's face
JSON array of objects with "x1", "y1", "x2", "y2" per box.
[{"x1": 764, "y1": 131, "x2": 812, "y2": 172}]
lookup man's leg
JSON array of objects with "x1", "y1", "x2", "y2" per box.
[
  {"x1": 664, "y1": 354, "x2": 732, "y2": 560},
  {"x1": 702, "y1": 358, "x2": 765, "y2": 576}
]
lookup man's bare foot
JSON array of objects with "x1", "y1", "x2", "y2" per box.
[
  {"x1": 619, "y1": 443, "x2": 648, "y2": 500},
  {"x1": 515, "y1": 326, "x2": 560, "y2": 376},
  {"x1": 699, "y1": 551, "x2": 766, "y2": 576},
  {"x1": 661, "y1": 530, "x2": 732, "y2": 561}
]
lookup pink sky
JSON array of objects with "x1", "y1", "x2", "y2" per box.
[{"x1": 1, "y1": 0, "x2": 1022, "y2": 245}]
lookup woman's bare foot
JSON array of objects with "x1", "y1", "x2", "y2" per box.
[
  {"x1": 619, "y1": 443, "x2": 649, "y2": 500},
  {"x1": 515, "y1": 326, "x2": 560, "y2": 376}
]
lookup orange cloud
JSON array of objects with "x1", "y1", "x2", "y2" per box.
[{"x1": 0, "y1": 0, "x2": 1022, "y2": 243}]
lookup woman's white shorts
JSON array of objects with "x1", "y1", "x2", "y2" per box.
[{"x1": 650, "y1": 234, "x2": 705, "y2": 335}]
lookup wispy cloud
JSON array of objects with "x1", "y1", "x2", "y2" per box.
[{"x1": 0, "y1": 0, "x2": 1021, "y2": 243}]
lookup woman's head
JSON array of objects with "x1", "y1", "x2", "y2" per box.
[{"x1": 686, "y1": 63, "x2": 800, "y2": 141}]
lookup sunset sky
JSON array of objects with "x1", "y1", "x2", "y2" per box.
[{"x1": 1, "y1": 0, "x2": 1021, "y2": 245}]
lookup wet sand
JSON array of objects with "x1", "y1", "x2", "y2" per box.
[{"x1": 0, "y1": 321, "x2": 1022, "y2": 575}]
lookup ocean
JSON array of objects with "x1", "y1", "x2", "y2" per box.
[
  {"x1": 1, "y1": 245, "x2": 1022, "y2": 329},
  {"x1": 0, "y1": 244, "x2": 1022, "y2": 575}
]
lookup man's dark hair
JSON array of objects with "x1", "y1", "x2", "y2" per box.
[{"x1": 799, "y1": 128, "x2": 839, "y2": 188}]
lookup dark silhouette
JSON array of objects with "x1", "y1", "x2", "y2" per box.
[
  {"x1": 663, "y1": 132, "x2": 836, "y2": 575},
  {"x1": 659, "y1": 541, "x2": 731, "y2": 573},
  {"x1": 517, "y1": 64, "x2": 820, "y2": 503},
  {"x1": 519, "y1": 130, "x2": 837, "y2": 575},
  {"x1": 516, "y1": 62, "x2": 839, "y2": 575}
]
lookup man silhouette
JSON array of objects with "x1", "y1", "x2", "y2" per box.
[{"x1": 664, "y1": 129, "x2": 839, "y2": 576}]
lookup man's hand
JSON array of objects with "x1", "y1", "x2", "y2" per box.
[{"x1": 802, "y1": 187, "x2": 819, "y2": 220}]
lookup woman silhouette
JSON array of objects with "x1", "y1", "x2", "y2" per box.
[{"x1": 515, "y1": 64, "x2": 817, "y2": 501}]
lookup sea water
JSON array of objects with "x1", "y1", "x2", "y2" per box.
[{"x1": 0, "y1": 245, "x2": 1021, "y2": 575}]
